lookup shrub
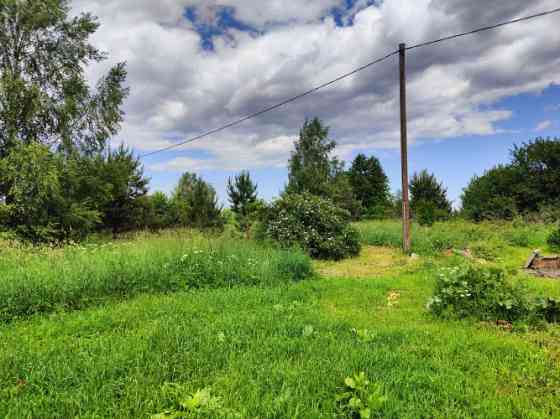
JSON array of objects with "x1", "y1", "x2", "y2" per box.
[
  {"x1": 427, "y1": 264, "x2": 531, "y2": 322},
  {"x1": 415, "y1": 200, "x2": 449, "y2": 227},
  {"x1": 547, "y1": 228, "x2": 560, "y2": 251},
  {"x1": 470, "y1": 241, "x2": 501, "y2": 261},
  {"x1": 262, "y1": 193, "x2": 361, "y2": 260}
]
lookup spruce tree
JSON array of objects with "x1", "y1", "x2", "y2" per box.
[
  {"x1": 348, "y1": 153, "x2": 390, "y2": 216},
  {"x1": 227, "y1": 171, "x2": 258, "y2": 232},
  {"x1": 286, "y1": 118, "x2": 340, "y2": 197}
]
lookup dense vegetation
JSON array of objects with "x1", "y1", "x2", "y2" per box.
[
  {"x1": 1, "y1": 2, "x2": 560, "y2": 418},
  {"x1": 462, "y1": 138, "x2": 560, "y2": 221},
  {"x1": 261, "y1": 192, "x2": 361, "y2": 260},
  {"x1": 0, "y1": 231, "x2": 312, "y2": 323},
  {"x1": 1, "y1": 220, "x2": 559, "y2": 418}
]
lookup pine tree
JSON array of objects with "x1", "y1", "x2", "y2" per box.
[
  {"x1": 227, "y1": 171, "x2": 258, "y2": 232},
  {"x1": 286, "y1": 118, "x2": 340, "y2": 197},
  {"x1": 348, "y1": 153, "x2": 390, "y2": 217},
  {"x1": 409, "y1": 170, "x2": 452, "y2": 225}
]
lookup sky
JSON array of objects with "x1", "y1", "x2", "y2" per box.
[{"x1": 70, "y1": 0, "x2": 560, "y2": 207}]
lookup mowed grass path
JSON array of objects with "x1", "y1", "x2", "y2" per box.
[{"x1": 1, "y1": 241, "x2": 560, "y2": 418}]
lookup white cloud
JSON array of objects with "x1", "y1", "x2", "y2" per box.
[
  {"x1": 70, "y1": 0, "x2": 560, "y2": 174},
  {"x1": 535, "y1": 120, "x2": 552, "y2": 131}
]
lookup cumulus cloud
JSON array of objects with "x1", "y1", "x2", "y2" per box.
[
  {"x1": 70, "y1": 0, "x2": 560, "y2": 174},
  {"x1": 535, "y1": 120, "x2": 552, "y2": 131}
]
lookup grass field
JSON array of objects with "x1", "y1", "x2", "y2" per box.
[{"x1": 1, "y1": 221, "x2": 559, "y2": 418}]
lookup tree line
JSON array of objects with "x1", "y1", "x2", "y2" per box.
[{"x1": 1, "y1": 0, "x2": 559, "y2": 244}]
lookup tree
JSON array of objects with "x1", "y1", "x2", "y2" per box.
[
  {"x1": 327, "y1": 172, "x2": 363, "y2": 220},
  {"x1": 0, "y1": 143, "x2": 100, "y2": 241},
  {"x1": 460, "y1": 138, "x2": 560, "y2": 221},
  {"x1": 96, "y1": 145, "x2": 150, "y2": 235},
  {"x1": 348, "y1": 153, "x2": 390, "y2": 218},
  {"x1": 461, "y1": 165, "x2": 519, "y2": 221},
  {"x1": 227, "y1": 171, "x2": 258, "y2": 232},
  {"x1": 409, "y1": 170, "x2": 452, "y2": 225},
  {"x1": 173, "y1": 173, "x2": 223, "y2": 230},
  {"x1": 140, "y1": 192, "x2": 173, "y2": 231},
  {"x1": 0, "y1": 0, "x2": 128, "y2": 159},
  {"x1": 286, "y1": 118, "x2": 341, "y2": 197},
  {"x1": 511, "y1": 137, "x2": 560, "y2": 213}
]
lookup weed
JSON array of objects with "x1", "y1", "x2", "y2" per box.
[
  {"x1": 336, "y1": 372, "x2": 387, "y2": 419},
  {"x1": 153, "y1": 384, "x2": 239, "y2": 418}
]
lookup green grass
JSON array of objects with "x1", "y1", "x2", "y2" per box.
[
  {"x1": 1, "y1": 222, "x2": 559, "y2": 418},
  {"x1": 0, "y1": 230, "x2": 312, "y2": 323},
  {"x1": 355, "y1": 218, "x2": 555, "y2": 256}
]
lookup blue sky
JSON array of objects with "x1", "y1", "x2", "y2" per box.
[
  {"x1": 147, "y1": 83, "x2": 559, "y2": 207},
  {"x1": 74, "y1": 0, "x2": 560, "y2": 208}
]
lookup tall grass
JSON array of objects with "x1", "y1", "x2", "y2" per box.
[
  {"x1": 0, "y1": 230, "x2": 313, "y2": 322},
  {"x1": 355, "y1": 219, "x2": 553, "y2": 255}
]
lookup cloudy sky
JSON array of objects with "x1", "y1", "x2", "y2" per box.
[{"x1": 71, "y1": 0, "x2": 560, "y2": 206}]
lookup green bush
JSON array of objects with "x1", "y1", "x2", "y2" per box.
[
  {"x1": 427, "y1": 264, "x2": 560, "y2": 324},
  {"x1": 415, "y1": 200, "x2": 449, "y2": 227},
  {"x1": 262, "y1": 193, "x2": 361, "y2": 260},
  {"x1": 547, "y1": 228, "x2": 560, "y2": 251},
  {"x1": 470, "y1": 241, "x2": 501, "y2": 261},
  {"x1": 427, "y1": 264, "x2": 531, "y2": 322}
]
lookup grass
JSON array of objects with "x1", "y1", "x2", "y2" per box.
[
  {"x1": 0, "y1": 230, "x2": 312, "y2": 323},
  {"x1": 1, "y1": 221, "x2": 559, "y2": 417},
  {"x1": 355, "y1": 218, "x2": 555, "y2": 256}
]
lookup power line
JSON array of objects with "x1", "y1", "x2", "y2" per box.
[
  {"x1": 141, "y1": 6, "x2": 560, "y2": 159},
  {"x1": 406, "y1": 7, "x2": 560, "y2": 51},
  {"x1": 140, "y1": 50, "x2": 398, "y2": 158}
]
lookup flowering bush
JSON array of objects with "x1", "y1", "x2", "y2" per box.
[
  {"x1": 427, "y1": 264, "x2": 531, "y2": 322},
  {"x1": 262, "y1": 192, "x2": 361, "y2": 260}
]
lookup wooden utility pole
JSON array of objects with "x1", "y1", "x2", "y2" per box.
[{"x1": 399, "y1": 43, "x2": 411, "y2": 254}]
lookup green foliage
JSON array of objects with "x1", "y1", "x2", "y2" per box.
[
  {"x1": 348, "y1": 154, "x2": 391, "y2": 216},
  {"x1": 461, "y1": 165, "x2": 519, "y2": 221},
  {"x1": 336, "y1": 372, "x2": 387, "y2": 419},
  {"x1": 141, "y1": 192, "x2": 174, "y2": 231},
  {"x1": 153, "y1": 384, "x2": 238, "y2": 418},
  {"x1": 0, "y1": 0, "x2": 128, "y2": 157},
  {"x1": 355, "y1": 219, "x2": 552, "y2": 256},
  {"x1": 0, "y1": 143, "x2": 101, "y2": 242},
  {"x1": 173, "y1": 173, "x2": 224, "y2": 230},
  {"x1": 96, "y1": 145, "x2": 150, "y2": 235},
  {"x1": 547, "y1": 228, "x2": 560, "y2": 251},
  {"x1": 414, "y1": 200, "x2": 450, "y2": 227},
  {"x1": 427, "y1": 264, "x2": 560, "y2": 323},
  {"x1": 263, "y1": 192, "x2": 361, "y2": 260},
  {"x1": 469, "y1": 241, "x2": 501, "y2": 261},
  {"x1": 0, "y1": 233, "x2": 313, "y2": 322},
  {"x1": 409, "y1": 170, "x2": 452, "y2": 223},
  {"x1": 462, "y1": 138, "x2": 560, "y2": 221},
  {"x1": 286, "y1": 118, "x2": 340, "y2": 197},
  {"x1": 1, "y1": 223, "x2": 559, "y2": 417},
  {"x1": 511, "y1": 137, "x2": 560, "y2": 213},
  {"x1": 328, "y1": 172, "x2": 363, "y2": 220},
  {"x1": 227, "y1": 171, "x2": 258, "y2": 232}
]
